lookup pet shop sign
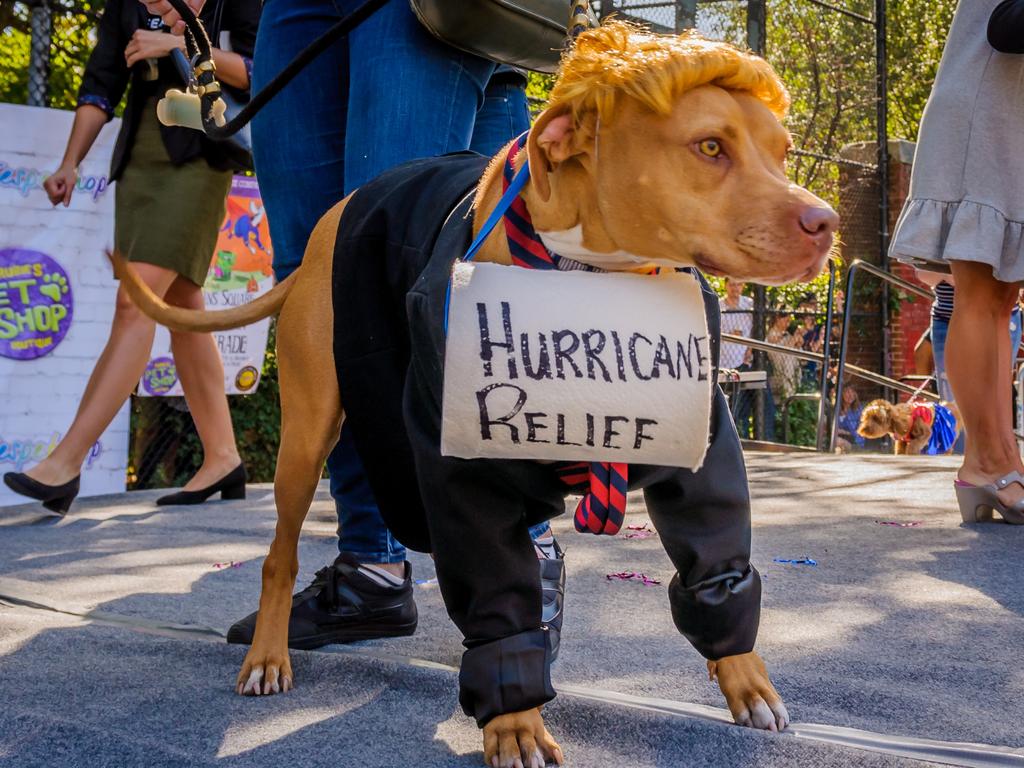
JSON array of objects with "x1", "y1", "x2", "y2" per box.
[
  {"x1": 0, "y1": 248, "x2": 73, "y2": 360},
  {"x1": 442, "y1": 263, "x2": 713, "y2": 469}
]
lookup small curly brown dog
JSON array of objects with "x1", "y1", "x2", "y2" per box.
[{"x1": 857, "y1": 399, "x2": 961, "y2": 455}]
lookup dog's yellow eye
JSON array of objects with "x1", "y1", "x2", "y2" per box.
[{"x1": 698, "y1": 139, "x2": 722, "y2": 158}]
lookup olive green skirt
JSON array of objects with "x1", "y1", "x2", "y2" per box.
[{"x1": 115, "y1": 100, "x2": 232, "y2": 287}]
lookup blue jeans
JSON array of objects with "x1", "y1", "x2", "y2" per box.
[
  {"x1": 252, "y1": 1, "x2": 548, "y2": 559},
  {"x1": 730, "y1": 385, "x2": 775, "y2": 440},
  {"x1": 470, "y1": 80, "x2": 532, "y2": 156}
]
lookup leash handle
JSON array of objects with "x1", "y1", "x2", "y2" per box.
[{"x1": 160, "y1": 0, "x2": 388, "y2": 140}]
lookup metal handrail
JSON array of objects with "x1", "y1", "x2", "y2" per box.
[
  {"x1": 830, "y1": 259, "x2": 935, "y2": 451},
  {"x1": 722, "y1": 333, "x2": 940, "y2": 396},
  {"x1": 816, "y1": 261, "x2": 838, "y2": 450}
]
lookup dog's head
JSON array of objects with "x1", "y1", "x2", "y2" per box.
[
  {"x1": 857, "y1": 399, "x2": 895, "y2": 440},
  {"x1": 523, "y1": 22, "x2": 837, "y2": 284}
]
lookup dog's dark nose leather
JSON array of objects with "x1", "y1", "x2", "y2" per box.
[{"x1": 798, "y1": 205, "x2": 839, "y2": 236}]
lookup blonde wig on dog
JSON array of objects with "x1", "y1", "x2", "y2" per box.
[{"x1": 550, "y1": 20, "x2": 790, "y2": 123}]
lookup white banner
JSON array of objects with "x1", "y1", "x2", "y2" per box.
[
  {"x1": 139, "y1": 175, "x2": 272, "y2": 397},
  {"x1": 441, "y1": 262, "x2": 713, "y2": 469},
  {"x1": 0, "y1": 103, "x2": 126, "y2": 507}
]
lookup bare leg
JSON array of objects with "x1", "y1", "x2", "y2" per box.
[
  {"x1": 165, "y1": 276, "x2": 242, "y2": 490},
  {"x1": 947, "y1": 261, "x2": 1023, "y2": 504},
  {"x1": 26, "y1": 263, "x2": 178, "y2": 486}
]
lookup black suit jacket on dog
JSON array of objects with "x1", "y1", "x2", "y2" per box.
[{"x1": 333, "y1": 153, "x2": 761, "y2": 726}]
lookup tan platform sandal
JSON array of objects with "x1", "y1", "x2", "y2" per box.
[{"x1": 954, "y1": 471, "x2": 1024, "y2": 524}]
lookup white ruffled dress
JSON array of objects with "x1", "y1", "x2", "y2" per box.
[{"x1": 890, "y1": 0, "x2": 1024, "y2": 282}]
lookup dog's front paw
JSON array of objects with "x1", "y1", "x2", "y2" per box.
[
  {"x1": 236, "y1": 646, "x2": 293, "y2": 696},
  {"x1": 482, "y1": 707, "x2": 563, "y2": 768},
  {"x1": 709, "y1": 651, "x2": 789, "y2": 731}
]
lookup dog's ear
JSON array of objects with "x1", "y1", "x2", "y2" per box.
[{"x1": 526, "y1": 109, "x2": 578, "y2": 202}]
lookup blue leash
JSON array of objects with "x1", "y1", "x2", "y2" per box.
[{"x1": 442, "y1": 147, "x2": 531, "y2": 335}]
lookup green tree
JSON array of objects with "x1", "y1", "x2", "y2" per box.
[{"x1": 1, "y1": 0, "x2": 104, "y2": 109}]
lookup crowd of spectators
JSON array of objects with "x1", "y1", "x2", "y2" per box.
[
  {"x1": 717, "y1": 282, "x2": 867, "y2": 449},
  {"x1": 719, "y1": 280, "x2": 1024, "y2": 452}
]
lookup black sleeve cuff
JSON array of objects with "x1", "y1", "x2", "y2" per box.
[
  {"x1": 77, "y1": 94, "x2": 115, "y2": 121},
  {"x1": 459, "y1": 628, "x2": 556, "y2": 727},
  {"x1": 242, "y1": 56, "x2": 254, "y2": 88},
  {"x1": 669, "y1": 564, "x2": 761, "y2": 660}
]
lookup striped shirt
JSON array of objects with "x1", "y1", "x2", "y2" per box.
[{"x1": 932, "y1": 281, "x2": 955, "y2": 322}]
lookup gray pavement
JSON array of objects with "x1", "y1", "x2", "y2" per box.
[{"x1": 2, "y1": 452, "x2": 1023, "y2": 767}]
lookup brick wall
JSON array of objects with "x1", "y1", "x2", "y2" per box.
[
  {"x1": 837, "y1": 141, "x2": 885, "y2": 395},
  {"x1": 884, "y1": 143, "x2": 932, "y2": 383},
  {"x1": 837, "y1": 139, "x2": 928, "y2": 393}
]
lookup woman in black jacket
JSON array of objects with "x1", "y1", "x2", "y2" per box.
[{"x1": 3, "y1": 0, "x2": 259, "y2": 514}]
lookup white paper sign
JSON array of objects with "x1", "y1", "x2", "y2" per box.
[
  {"x1": 441, "y1": 262, "x2": 713, "y2": 469},
  {"x1": 0, "y1": 104, "x2": 127, "y2": 507}
]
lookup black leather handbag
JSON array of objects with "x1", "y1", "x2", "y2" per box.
[{"x1": 409, "y1": 0, "x2": 592, "y2": 73}]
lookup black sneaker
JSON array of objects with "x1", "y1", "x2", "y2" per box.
[
  {"x1": 226, "y1": 554, "x2": 417, "y2": 650},
  {"x1": 537, "y1": 538, "x2": 565, "y2": 661}
]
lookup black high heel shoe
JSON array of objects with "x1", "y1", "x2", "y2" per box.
[
  {"x1": 156, "y1": 464, "x2": 247, "y2": 506},
  {"x1": 3, "y1": 472, "x2": 80, "y2": 516}
]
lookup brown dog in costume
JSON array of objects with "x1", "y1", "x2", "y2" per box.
[
  {"x1": 857, "y1": 398, "x2": 962, "y2": 455},
  {"x1": 117, "y1": 22, "x2": 837, "y2": 768}
]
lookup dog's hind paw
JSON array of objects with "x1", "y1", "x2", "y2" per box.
[
  {"x1": 709, "y1": 651, "x2": 789, "y2": 732},
  {"x1": 482, "y1": 707, "x2": 563, "y2": 768}
]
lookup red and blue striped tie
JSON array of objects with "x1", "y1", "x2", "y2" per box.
[{"x1": 501, "y1": 135, "x2": 628, "y2": 536}]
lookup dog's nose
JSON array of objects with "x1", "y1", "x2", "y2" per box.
[{"x1": 798, "y1": 205, "x2": 839, "y2": 237}]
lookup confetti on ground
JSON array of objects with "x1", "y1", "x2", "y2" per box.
[
  {"x1": 212, "y1": 561, "x2": 243, "y2": 570},
  {"x1": 875, "y1": 520, "x2": 923, "y2": 527},
  {"x1": 606, "y1": 571, "x2": 661, "y2": 586},
  {"x1": 772, "y1": 557, "x2": 817, "y2": 566},
  {"x1": 625, "y1": 522, "x2": 656, "y2": 539},
  {"x1": 414, "y1": 578, "x2": 438, "y2": 587}
]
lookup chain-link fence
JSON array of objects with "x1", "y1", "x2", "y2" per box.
[{"x1": 27, "y1": 0, "x2": 53, "y2": 107}]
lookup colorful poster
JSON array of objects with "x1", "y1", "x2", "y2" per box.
[
  {"x1": 140, "y1": 175, "x2": 273, "y2": 397},
  {"x1": 0, "y1": 103, "x2": 126, "y2": 508}
]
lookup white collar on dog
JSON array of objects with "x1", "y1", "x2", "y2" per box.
[{"x1": 537, "y1": 224, "x2": 687, "y2": 272}]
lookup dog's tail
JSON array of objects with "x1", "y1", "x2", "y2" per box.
[{"x1": 110, "y1": 251, "x2": 297, "y2": 333}]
